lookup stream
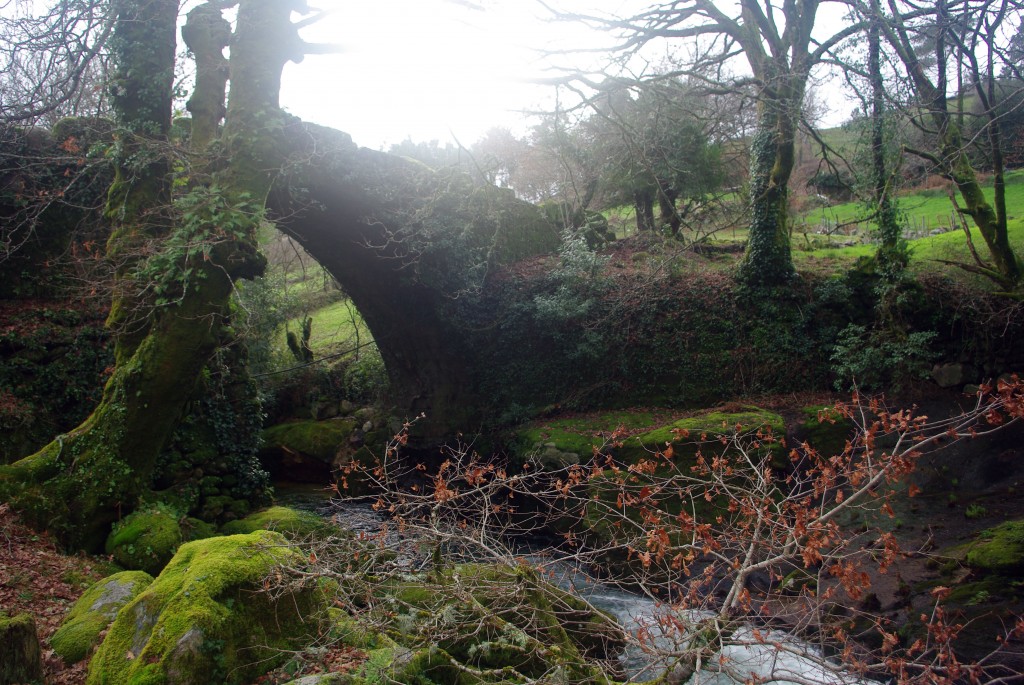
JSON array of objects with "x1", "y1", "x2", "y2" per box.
[{"x1": 274, "y1": 483, "x2": 872, "y2": 684}]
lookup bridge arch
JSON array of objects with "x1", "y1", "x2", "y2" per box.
[{"x1": 267, "y1": 123, "x2": 560, "y2": 439}]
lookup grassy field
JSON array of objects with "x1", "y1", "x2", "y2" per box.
[
  {"x1": 279, "y1": 298, "x2": 374, "y2": 359},
  {"x1": 800, "y1": 169, "x2": 1024, "y2": 233},
  {"x1": 793, "y1": 169, "x2": 1024, "y2": 275},
  {"x1": 598, "y1": 169, "x2": 1024, "y2": 286}
]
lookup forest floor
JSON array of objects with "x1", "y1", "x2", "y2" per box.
[{"x1": 0, "y1": 504, "x2": 110, "y2": 685}]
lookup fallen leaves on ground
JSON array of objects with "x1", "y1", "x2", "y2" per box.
[{"x1": 0, "y1": 503, "x2": 113, "y2": 685}]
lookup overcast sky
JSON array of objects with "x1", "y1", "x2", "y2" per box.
[
  {"x1": 279, "y1": 0, "x2": 624, "y2": 150},
  {"x1": 278, "y1": 0, "x2": 858, "y2": 151}
]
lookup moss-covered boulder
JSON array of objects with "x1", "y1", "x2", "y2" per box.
[
  {"x1": 86, "y1": 530, "x2": 327, "y2": 685},
  {"x1": 795, "y1": 405, "x2": 854, "y2": 458},
  {"x1": 51, "y1": 570, "x2": 154, "y2": 664},
  {"x1": 965, "y1": 520, "x2": 1024, "y2": 574},
  {"x1": 546, "y1": 407, "x2": 785, "y2": 576},
  {"x1": 220, "y1": 505, "x2": 336, "y2": 539},
  {"x1": 325, "y1": 563, "x2": 623, "y2": 684},
  {"x1": 260, "y1": 418, "x2": 358, "y2": 482},
  {"x1": 511, "y1": 407, "x2": 785, "y2": 468},
  {"x1": 105, "y1": 508, "x2": 184, "y2": 576},
  {"x1": 623, "y1": 406, "x2": 786, "y2": 466},
  {"x1": 511, "y1": 411, "x2": 665, "y2": 469}
]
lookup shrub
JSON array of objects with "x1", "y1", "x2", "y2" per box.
[{"x1": 831, "y1": 323, "x2": 938, "y2": 391}]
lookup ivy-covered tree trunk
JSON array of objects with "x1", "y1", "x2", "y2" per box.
[
  {"x1": 879, "y1": 0, "x2": 1022, "y2": 289},
  {"x1": 0, "y1": 0, "x2": 265, "y2": 550},
  {"x1": 868, "y1": 6, "x2": 907, "y2": 279},
  {"x1": 735, "y1": 89, "x2": 800, "y2": 289}
]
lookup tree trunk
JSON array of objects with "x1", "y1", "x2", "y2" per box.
[
  {"x1": 658, "y1": 183, "x2": 681, "y2": 235},
  {"x1": 0, "y1": 614, "x2": 44, "y2": 685},
  {"x1": 633, "y1": 188, "x2": 656, "y2": 232},
  {"x1": 736, "y1": 97, "x2": 799, "y2": 289},
  {"x1": 869, "y1": 6, "x2": 907, "y2": 277},
  {"x1": 928, "y1": 84, "x2": 1023, "y2": 286},
  {"x1": 0, "y1": 0, "x2": 266, "y2": 550}
]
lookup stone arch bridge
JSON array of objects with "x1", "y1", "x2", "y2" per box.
[{"x1": 266, "y1": 123, "x2": 561, "y2": 439}]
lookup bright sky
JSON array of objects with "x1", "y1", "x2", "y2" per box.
[
  {"x1": 280, "y1": 0, "x2": 857, "y2": 151},
  {"x1": 0, "y1": 1, "x2": 859, "y2": 146},
  {"x1": 279, "y1": 1, "x2": 635, "y2": 150}
]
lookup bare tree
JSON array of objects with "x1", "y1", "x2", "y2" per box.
[
  {"x1": 544, "y1": 0, "x2": 864, "y2": 289},
  {"x1": 867, "y1": 0, "x2": 1024, "y2": 291},
  {"x1": 0, "y1": 0, "x2": 113, "y2": 126}
]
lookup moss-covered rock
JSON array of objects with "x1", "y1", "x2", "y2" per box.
[
  {"x1": 965, "y1": 520, "x2": 1024, "y2": 574},
  {"x1": 325, "y1": 563, "x2": 623, "y2": 684},
  {"x1": 280, "y1": 674, "x2": 348, "y2": 685},
  {"x1": 625, "y1": 406, "x2": 786, "y2": 465},
  {"x1": 51, "y1": 570, "x2": 154, "y2": 664},
  {"x1": 86, "y1": 530, "x2": 327, "y2": 685},
  {"x1": 260, "y1": 419, "x2": 358, "y2": 482},
  {"x1": 581, "y1": 408, "x2": 784, "y2": 575},
  {"x1": 511, "y1": 407, "x2": 785, "y2": 468},
  {"x1": 511, "y1": 411, "x2": 664, "y2": 468},
  {"x1": 795, "y1": 405, "x2": 854, "y2": 459},
  {"x1": 508, "y1": 408, "x2": 788, "y2": 577},
  {"x1": 220, "y1": 505, "x2": 336, "y2": 539},
  {"x1": 105, "y1": 508, "x2": 184, "y2": 576}
]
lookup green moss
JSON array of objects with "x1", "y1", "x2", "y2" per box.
[
  {"x1": 513, "y1": 411, "x2": 662, "y2": 462},
  {"x1": 105, "y1": 508, "x2": 183, "y2": 576},
  {"x1": 51, "y1": 571, "x2": 154, "y2": 664},
  {"x1": 327, "y1": 609, "x2": 397, "y2": 652},
  {"x1": 342, "y1": 646, "x2": 475, "y2": 685},
  {"x1": 796, "y1": 405, "x2": 853, "y2": 458},
  {"x1": 86, "y1": 530, "x2": 326, "y2": 685},
  {"x1": 633, "y1": 408, "x2": 784, "y2": 455},
  {"x1": 942, "y1": 577, "x2": 1012, "y2": 605},
  {"x1": 181, "y1": 517, "x2": 217, "y2": 541},
  {"x1": 334, "y1": 563, "x2": 622, "y2": 684},
  {"x1": 0, "y1": 427, "x2": 134, "y2": 551},
  {"x1": 965, "y1": 520, "x2": 1024, "y2": 574},
  {"x1": 219, "y1": 506, "x2": 336, "y2": 539},
  {"x1": 262, "y1": 419, "x2": 357, "y2": 463}
]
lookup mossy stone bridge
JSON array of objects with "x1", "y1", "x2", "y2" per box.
[{"x1": 266, "y1": 123, "x2": 561, "y2": 437}]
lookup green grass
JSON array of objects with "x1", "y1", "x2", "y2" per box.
[
  {"x1": 279, "y1": 298, "x2": 373, "y2": 358},
  {"x1": 792, "y1": 169, "x2": 1024, "y2": 277},
  {"x1": 579, "y1": 168, "x2": 1024, "y2": 285},
  {"x1": 801, "y1": 169, "x2": 1024, "y2": 234}
]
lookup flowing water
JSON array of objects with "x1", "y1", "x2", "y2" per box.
[{"x1": 275, "y1": 483, "x2": 871, "y2": 684}]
